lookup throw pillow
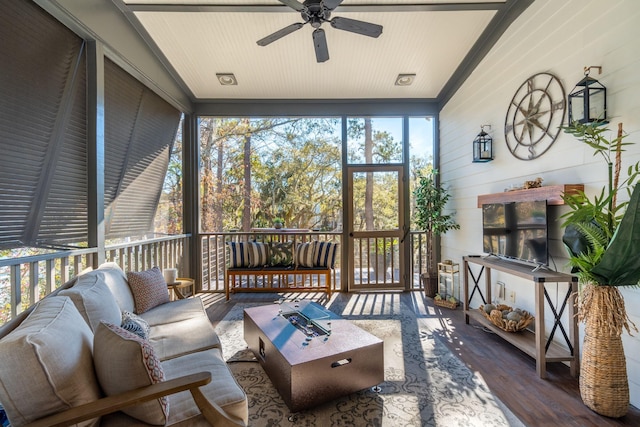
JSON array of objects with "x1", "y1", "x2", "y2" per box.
[
  {"x1": 295, "y1": 241, "x2": 316, "y2": 268},
  {"x1": 314, "y1": 241, "x2": 338, "y2": 268},
  {"x1": 121, "y1": 310, "x2": 151, "y2": 340},
  {"x1": 93, "y1": 322, "x2": 169, "y2": 425},
  {"x1": 0, "y1": 296, "x2": 101, "y2": 427},
  {"x1": 247, "y1": 241, "x2": 269, "y2": 267},
  {"x1": 127, "y1": 267, "x2": 170, "y2": 314},
  {"x1": 269, "y1": 241, "x2": 294, "y2": 267},
  {"x1": 226, "y1": 241, "x2": 250, "y2": 268}
]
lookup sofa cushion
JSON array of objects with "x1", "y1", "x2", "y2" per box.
[
  {"x1": 148, "y1": 315, "x2": 221, "y2": 361},
  {"x1": 140, "y1": 297, "x2": 208, "y2": 326},
  {"x1": 295, "y1": 241, "x2": 316, "y2": 267},
  {"x1": 0, "y1": 296, "x2": 101, "y2": 427},
  {"x1": 58, "y1": 272, "x2": 122, "y2": 331},
  {"x1": 97, "y1": 262, "x2": 135, "y2": 313},
  {"x1": 94, "y1": 322, "x2": 169, "y2": 425},
  {"x1": 161, "y1": 348, "x2": 248, "y2": 426},
  {"x1": 313, "y1": 241, "x2": 338, "y2": 268},
  {"x1": 127, "y1": 267, "x2": 171, "y2": 314}
]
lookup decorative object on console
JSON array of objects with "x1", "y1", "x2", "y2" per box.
[
  {"x1": 413, "y1": 169, "x2": 460, "y2": 297},
  {"x1": 505, "y1": 72, "x2": 566, "y2": 160},
  {"x1": 472, "y1": 125, "x2": 493, "y2": 162},
  {"x1": 479, "y1": 303, "x2": 534, "y2": 332},
  {"x1": 523, "y1": 177, "x2": 543, "y2": 189},
  {"x1": 561, "y1": 121, "x2": 640, "y2": 417},
  {"x1": 567, "y1": 66, "x2": 607, "y2": 124}
]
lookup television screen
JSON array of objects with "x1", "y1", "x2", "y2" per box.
[{"x1": 482, "y1": 200, "x2": 548, "y2": 265}]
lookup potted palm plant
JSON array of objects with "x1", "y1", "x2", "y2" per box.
[
  {"x1": 561, "y1": 121, "x2": 640, "y2": 417},
  {"x1": 413, "y1": 169, "x2": 460, "y2": 298}
]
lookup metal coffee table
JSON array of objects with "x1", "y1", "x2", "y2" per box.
[{"x1": 243, "y1": 300, "x2": 384, "y2": 412}]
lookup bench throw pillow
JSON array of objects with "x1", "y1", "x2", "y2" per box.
[
  {"x1": 0, "y1": 296, "x2": 101, "y2": 427},
  {"x1": 127, "y1": 267, "x2": 170, "y2": 314},
  {"x1": 295, "y1": 241, "x2": 316, "y2": 268},
  {"x1": 314, "y1": 241, "x2": 339, "y2": 268},
  {"x1": 226, "y1": 241, "x2": 251, "y2": 268},
  {"x1": 93, "y1": 322, "x2": 169, "y2": 425},
  {"x1": 247, "y1": 241, "x2": 269, "y2": 267},
  {"x1": 269, "y1": 241, "x2": 294, "y2": 267}
]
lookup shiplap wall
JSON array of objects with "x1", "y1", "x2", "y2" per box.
[{"x1": 439, "y1": 0, "x2": 640, "y2": 407}]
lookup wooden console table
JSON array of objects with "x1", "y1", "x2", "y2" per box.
[{"x1": 463, "y1": 255, "x2": 579, "y2": 378}]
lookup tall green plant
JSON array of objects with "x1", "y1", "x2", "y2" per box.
[
  {"x1": 413, "y1": 169, "x2": 460, "y2": 278},
  {"x1": 561, "y1": 121, "x2": 640, "y2": 287}
]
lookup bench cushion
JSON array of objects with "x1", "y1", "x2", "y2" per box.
[{"x1": 0, "y1": 296, "x2": 101, "y2": 427}]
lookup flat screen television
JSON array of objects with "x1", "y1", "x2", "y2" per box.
[{"x1": 482, "y1": 200, "x2": 548, "y2": 265}]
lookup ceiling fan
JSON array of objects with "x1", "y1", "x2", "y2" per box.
[{"x1": 257, "y1": 0, "x2": 383, "y2": 63}]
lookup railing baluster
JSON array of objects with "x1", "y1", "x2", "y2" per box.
[
  {"x1": 29, "y1": 261, "x2": 39, "y2": 305},
  {"x1": 10, "y1": 264, "x2": 21, "y2": 318}
]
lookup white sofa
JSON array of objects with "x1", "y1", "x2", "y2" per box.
[{"x1": 0, "y1": 262, "x2": 248, "y2": 427}]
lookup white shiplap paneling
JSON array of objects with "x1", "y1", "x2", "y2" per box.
[{"x1": 440, "y1": 0, "x2": 640, "y2": 407}]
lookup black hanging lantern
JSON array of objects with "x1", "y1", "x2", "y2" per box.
[
  {"x1": 568, "y1": 66, "x2": 607, "y2": 124},
  {"x1": 472, "y1": 125, "x2": 493, "y2": 163}
]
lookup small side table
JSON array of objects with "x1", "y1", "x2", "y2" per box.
[{"x1": 167, "y1": 278, "x2": 195, "y2": 300}]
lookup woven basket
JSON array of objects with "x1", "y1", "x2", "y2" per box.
[
  {"x1": 479, "y1": 304, "x2": 534, "y2": 332},
  {"x1": 580, "y1": 285, "x2": 629, "y2": 417},
  {"x1": 434, "y1": 298, "x2": 458, "y2": 309}
]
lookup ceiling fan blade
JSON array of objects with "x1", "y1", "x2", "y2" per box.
[
  {"x1": 322, "y1": 0, "x2": 344, "y2": 10},
  {"x1": 278, "y1": 0, "x2": 306, "y2": 12},
  {"x1": 312, "y1": 28, "x2": 329, "y2": 63},
  {"x1": 257, "y1": 22, "x2": 305, "y2": 46},
  {"x1": 330, "y1": 16, "x2": 383, "y2": 38}
]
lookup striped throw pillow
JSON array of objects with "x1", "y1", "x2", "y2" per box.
[
  {"x1": 248, "y1": 242, "x2": 269, "y2": 267},
  {"x1": 314, "y1": 241, "x2": 338, "y2": 268},
  {"x1": 226, "y1": 241, "x2": 250, "y2": 268},
  {"x1": 295, "y1": 241, "x2": 316, "y2": 268}
]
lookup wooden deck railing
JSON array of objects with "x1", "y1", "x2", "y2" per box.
[
  {"x1": 0, "y1": 234, "x2": 189, "y2": 324},
  {"x1": 1, "y1": 230, "x2": 431, "y2": 324}
]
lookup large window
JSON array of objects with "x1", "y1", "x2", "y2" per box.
[{"x1": 198, "y1": 117, "x2": 342, "y2": 232}]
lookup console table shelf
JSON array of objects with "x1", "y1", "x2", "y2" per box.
[
  {"x1": 463, "y1": 255, "x2": 579, "y2": 378},
  {"x1": 476, "y1": 184, "x2": 583, "y2": 207}
]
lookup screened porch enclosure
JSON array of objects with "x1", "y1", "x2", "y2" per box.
[{"x1": 0, "y1": 0, "x2": 438, "y2": 324}]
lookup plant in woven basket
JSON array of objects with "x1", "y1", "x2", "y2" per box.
[
  {"x1": 413, "y1": 169, "x2": 460, "y2": 298},
  {"x1": 561, "y1": 121, "x2": 640, "y2": 417}
]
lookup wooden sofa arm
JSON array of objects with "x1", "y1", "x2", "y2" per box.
[{"x1": 25, "y1": 372, "x2": 212, "y2": 427}]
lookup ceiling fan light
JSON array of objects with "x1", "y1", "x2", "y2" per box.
[
  {"x1": 395, "y1": 74, "x2": 415, "y2": 86},
  {"x1": 216, "y1": 73, "x2": 238, "y2": 86}
]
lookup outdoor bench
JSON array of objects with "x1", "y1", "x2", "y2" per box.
[
  {"x1": 225, "y1": 265, "x2": 332, "y2": 300},
  {"x1": 224, "y1": 240, "x2": 338, "y2": 300}
]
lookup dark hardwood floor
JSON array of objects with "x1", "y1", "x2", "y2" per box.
[{"x1": 200, "y1": 290, "x2": 640, "y2": 427}]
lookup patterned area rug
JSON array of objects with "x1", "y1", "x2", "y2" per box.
[{"x1": 214, "y1": 297, "x2": 525, "y2": 427}]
